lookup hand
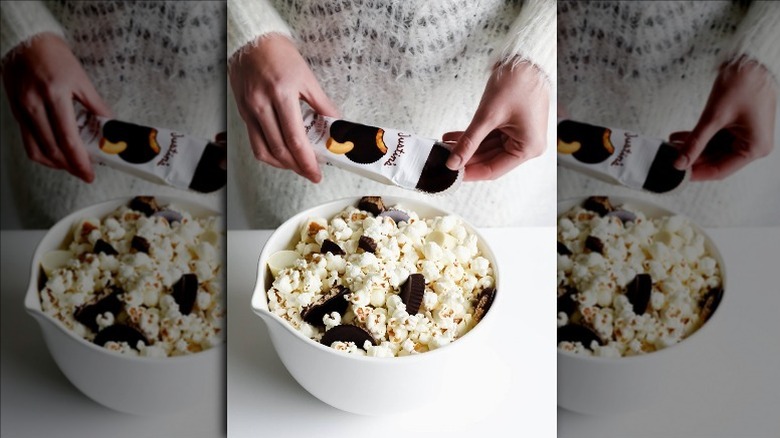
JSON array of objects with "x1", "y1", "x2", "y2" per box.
[
  {"x1": 671, "y1": 58, "x2": 777, "y2": 181},
  {"x1": 444, "y1": 60, "x2": 549, "y2": 181},
  {"x1": 1, "y1": 33, "x2": 111, "y2": 182},
  {"x1": 228, "y1": 33, "x2": 339, "y2": 183}
]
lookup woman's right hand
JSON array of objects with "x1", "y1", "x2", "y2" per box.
[
  {"x1": 1, "y1": 33, "x2": 111, "y2": 182},
  {"x1": 228, "y1": 33, "x2": 339, "y2": 183}
]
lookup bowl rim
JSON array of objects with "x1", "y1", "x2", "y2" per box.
[
  {"x1": 25, "y1": 195, "x2": 226, "y2": 364},
  {"x1": 556, "y1": 195, "x2": 727, "y2": 363},
  {"x1": 252, "y1": 195, "x2": 501, "y2": 363}
]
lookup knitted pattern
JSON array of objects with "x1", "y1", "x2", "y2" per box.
[
  {"x1": 557, "y1": 1, "x2": 780, "y2": 226},
  {"x1": 228, "y1": 0, "x2": 557, "y2": 228},
  {"x1": 1, "y1": 1, "x2": 226, "y2": 228}
]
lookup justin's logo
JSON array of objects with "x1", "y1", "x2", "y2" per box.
[
  {"x1": 99, "y1": 120, "x2": 161, "y2": 164},
  {"x1": 326, "y1": 120, "x2": 388, "y2": 164},
  {"x1": 557, "y1": 120, "x2": 615, "y2": 164}
]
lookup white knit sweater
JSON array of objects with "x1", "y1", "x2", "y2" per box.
[
  {"x1": 557, "y1": 0, "x2": 780, "y2": 226},
  {"x1": 0, "y1": 1, "x2": 225, "y2": 228},
  {"x1": 227, "y1": 0, "x2": 557, "y2": 228}
]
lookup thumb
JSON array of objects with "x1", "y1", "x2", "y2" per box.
[
  {"x1": 303, "y1": 81, "x2": 340, "y2": 119},
  {"x1": 446, "y1": 111, "x2": 496, "y2": 170},
  {"x1": 674, "y1": 110, "x2": 726, "y2": 170}
]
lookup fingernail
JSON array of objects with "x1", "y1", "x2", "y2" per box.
[
  {"x1": 446, "y1": 154, "x2": 463, "y2": 170},
  {"x1": 673, "y1": 154, "x2": 689, "y2": 170}
]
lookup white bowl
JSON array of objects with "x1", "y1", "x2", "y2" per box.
[
  {"x1": 24, "y1": 196, "x2": 224, "y2": 415},
  {"x1": 251, "y1": 196, "x2": 501, "y2": 415},
  {"x1": 557, "y1": 196, "x2": 727, "y2": 415}
]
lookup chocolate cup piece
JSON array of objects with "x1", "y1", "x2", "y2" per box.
[
  {"x1": 94, "y1": 324, "x2": 148, "y2": 350},
  {"x1": 700, "y1": 287, "x2": 724, "y2": 323},
  {"x1": 606, "y1": 209, "x2": 637, "y2": 224},
  {"x1": 301, "y1": 285, "x2": 350, "y2": 327},
  {"x1": 320, "y1": 239, "x2": 345, "y2": 256},
  {"x1": 557, "y1": 241, "x2": 573, "y2": 256},
  {"x1": 582, "y1": 196, "x2": 614, "y2": 217},
  {"x1": 558, "y1": 324, "x2": 602, "y2": 350},
  {"x1": 321, "y1": 325, "x2": 376, "y2": 350},
  {"x1": 330, "y1": 120, "x2": 387, "y2": 164},
  {"x1": 103, "y1": 120, "x2": 160, "y2": 164},
  {"x1": 189, "y1": 141, "x2": 227, "y2": 193},
  {"x1": 131, "y1": 235, "x2": 151, "y2": 254},
  {"x1": 358, "y1": 236, "x2": 377, "y2": 253},
  {"x1": 415, "y1": 143, "x2": 459, "y2": 194},
  {"x1": 557, "y1": 285, "x2": 578, "y2": 316},
  {"x1": 399, "y1": 273, "x2": 425, "y2": 315},
  {"x1": 585, "y1": 236, "x2": 605, "y2": 254},
  {"x1": 625, "y1": 273, "x2": 652, "y2": 315},
  {"x1": 93, "y1": 239, "x2": 118, "y2": 256},
  {"x1": 357, "y1": 196, "x2": 385, "y2": 216},
  {"x1": 129, "y1": 196, "x2": 160, "y2": 217},
  {"x1": 74, "y1": 287, "x2": 124, "y2": 333},
  {"x1": 378, "y1": 209, "x2": 410, "y2": 224},
  {"x1": 558, "y1": 120, "x2": 614, "y2": 164},
  {"x1": 152, "y1": 209, "x2": 183, "y2": 224},
  {"x1": 642, "y1": 143, "x2": 686, "y2": 193},
  {"x1": 172, "y1": 273, "x2": 198, "y2": 315},
  {"x1": 473, "y1": 287, "x2": 496, "y2": 323}
]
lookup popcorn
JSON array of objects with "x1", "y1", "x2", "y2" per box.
[
  {"x1": 557, "y1": 197, "x2": 722, "y2": 357},
  {"x1": 39, "y1": 198, "x2": 224, "y2": 357},
  {"x1": 267, "y1": 198, "x2": 495, "y2": 357}
]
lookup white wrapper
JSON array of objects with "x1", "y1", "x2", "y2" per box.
[
  {"x1": 303, "y1": 109, "x2": 462, "y2": 194},
  {"x1": 76, "y1": 109, "x2": 225, "y2": 193},
  {"x1": 557, "y1": 119, "x2": 688, "y2": 193}
]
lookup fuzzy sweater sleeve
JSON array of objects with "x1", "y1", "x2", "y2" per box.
[
  {"x1": 720, "y1": 1, "x2": 780, "y2": 82},
  {"x1": 0, "y1": 1, "x2": 64, "y2": 61},
  {"x1": 493, "y1": 0, "x2": 556, "y2": 82},
  {"x1": 227, "y1": 0, "x2": 291, "y2": 60}
]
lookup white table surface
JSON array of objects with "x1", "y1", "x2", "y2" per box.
[
  {"x1": 559, "y1": 228, "x2": 780, "y2": 438},
  {"x1": 0, "y1": 231, "x2": 226, "y2": 438},
  {"x1": 226, "y1": 228, "x2": 557, "y2": 438}
]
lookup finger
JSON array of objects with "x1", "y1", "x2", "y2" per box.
[
  {"x1": 21, "y1": 99, "x2": 70, "y2": 170},
  {"x1": 245, "y1": 115, "x2": 286, "y2": 169},
  {"x1": 447, "y1": 110, "x2": 500, "y2": 170},
  {"x1": 75, "y1": 79, "x2": 113, "y2": 117},
  {"x1": 463, "y1": 150, "x2": 529, "y2": 181},
  {"x1": 19, "y1": 125, "x2": 60, "y2": 169},
  {"x1": 49, "y1": 96, "x2": 95, "y2": 182},
  {"x1": 274, "y1": 95, "x2": 322, "y2": 182},
  {"x1": 691, "y1": 152, "x2": 752, "y2": 181},
  {"x1": 465, "y1": 146, "x2": 504, "y2": 166},
  {"x1": 675, "y1": 109, "x2": 728, "y2": 170},
  {"x1": 442, "y1": 131, "x2": 464, "y2": 142},
  {"x1": 668, "y1": 131, "x2": 691, "y2": 145},
  {"x1": 302, "y1": 78, "x2": 340, "y2": 118},
  {"x1": 251, "y1": 103, "x2": 306, "y2": 177}
]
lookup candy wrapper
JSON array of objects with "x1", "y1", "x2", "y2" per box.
[
  {"x1": 302, "y1": 109, "x2": 462, "y2": 194},
  {"x1": 76, "y1": 109, "x2": 226, "y2": 193},
  {"x1": 557, "y1": 119, "x2": 688, "y2": 193}
]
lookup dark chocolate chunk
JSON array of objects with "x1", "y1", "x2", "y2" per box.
[
  {"x1": 320, "y1": 239, "x2": 345, "y2": 256},
  {"x1": 378, "y1": 209, "x2": 411, "y2": 224},
  {"x1": 320, "y1": 325, "x2": 376, "y2": 349},
  {"x1": 94, "y1": 324, "x2": 148, "y2": 350},
  {"x1": 74, "y1": 287, "x2": 124, "y2": 333},
  {"x1": 131, "y1": 235, "x2": 151, "y2": 254},
  {"x1": 172, "y1": 273, "x2": 198, "y2": 315},
  {"x1": 152, "y1": 209, "x2": 183, "y2": 224},
  {"x1": 642, "y1": 142, "x2": 687, "y2": 193},
  {"x1": 582, "y1": 196, "x2": 614, "y2": 216},
  {"x1": 358, "y1": 235, "x2": 377, "y2": 253},
  {"x1": 189, "y1": 141, "x2": 227, "y2": 193},
  {"x1": 473, "y1": 287, "x2": 496, "y2": 322},
  {"x1": 357, "y1": 196, "x2": 385, "y2": 216},
  {"x1": 606, "y1": 209, "x2": 637, "y2": 224},
  {"x1": 557, "y1": 241, "x2": 573, "y2": 256},
  {"x1": 625, "y1": 274, "x2": 652, "y2": 315},
  {"x1": 415, "y1": 143, "x2": 459, "y2": 194},
  {"x1": 128, "y1": 196, "x2": 160, "y2": 216},
  {"x1": 558, "y1": 324, "x2": 602, "y2": 349},
  {"x1": 585, "y1": 236, "x2": 605, "y2": 254},
  {"x1": 301, "y1": 285, "x2": 350, "y2": 327},
  {"x1": 557, "y1": 285, "x2": 578, "y2": 316},
  {"x1": 699, "y1": 287, "x2": 724, "y2": 323},
  {"x1": 399, "y1": 273, "x2": 425, "y2": 315},
  {"x1": 93, "y1": 239, "x2": 118, "y2": 256}
]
